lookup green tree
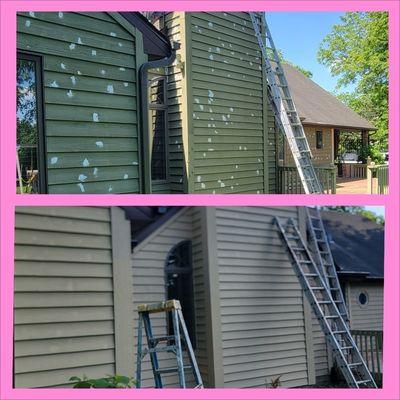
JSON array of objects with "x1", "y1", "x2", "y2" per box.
[
  {"x1": 318, "y1": 12, "x2": 388, "y2": 158},
  {"x1": 321, "y1": 206, "x2": 384, "y2": 226}
]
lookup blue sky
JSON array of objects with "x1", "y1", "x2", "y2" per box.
[
  {"x1": 364, "y1": 206, "x2": 385, "y2": 218},
  {"x1": 266, "y1": 12, "x2": 354, "y2": 94}
]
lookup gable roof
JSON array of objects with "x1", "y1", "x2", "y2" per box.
[
  {"x1": 283, "y1": 64, "x2": 375, "y2": 131},
  {"x1": 119, "y1": 12, "x2": 172, "y2": 59},
  {"x1": 321, "y1": 210, "x2": 384, "y2": 279}
]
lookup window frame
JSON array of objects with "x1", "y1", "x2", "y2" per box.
[
  {"x1": 17, "y1": 51, "x2": 47, "y2": 194},
  {"x1": 315, "y1": 130, "x2": 323, "y2": 150},
  {"x1": 148, "y1": 72, "x2": 168, "y2": 184},
  {"x1": 164, "y1": 240, "x2": 197, "y2": 348}
]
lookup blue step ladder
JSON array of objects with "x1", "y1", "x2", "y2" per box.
[{"x1": 136, "y1": 300, "x2": 203, "y2": 388}]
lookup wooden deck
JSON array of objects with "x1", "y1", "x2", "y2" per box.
[{"x1": 336, "y1": 177, "x2": 369, "y2": 194}]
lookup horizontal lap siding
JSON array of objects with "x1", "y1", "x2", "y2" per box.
[
  {"x1": 215, "y1": 207, "x2": 309, "y2": 387},
  {"x1": 312, "y1": 314, "x2": 329, "y2": 380},
  {"x1": 131, "y1": 208, "x2": 206, "y2": 387},
  {"x1": 14, "y1": 207, "x2": 115, "y2": 388},
  {"x1": 17, "y1": 12, "x2": 141, "y2": 193},
  {"x1": 349, "y1": 282, "x2": 383, "y2": 330},
  {"x1": 190, "y1": 13, "x2": 266, "y2": 193},
  {"x1": 165, "y1": 12, "x2": 185, "y2": 192}
]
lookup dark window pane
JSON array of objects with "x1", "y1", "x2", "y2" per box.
[
  {"x1": 149, "y1": 76, "x2": 165, "y2": 104},
  {"x1": 316, "y1": 130, "x2": 323, "y2": 149},
  {"x1": 17, "y1": 58, "x2": 40, "y2": 193},
  {"x1": 165, "y1": 241, "x2": 196, "y2": 348},
  {"x1": 151, "y1": 110, "x2": 167, "y2": 180}
]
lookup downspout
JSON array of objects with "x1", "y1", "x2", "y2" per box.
[{"x1": 139, "y1": 45, "x2": 177, "y2": 193}]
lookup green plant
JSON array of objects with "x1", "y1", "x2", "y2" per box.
[
  {"x1": 70, "y1": 374, "x2": 136, "y2": 388},
  {"x1": 266, "y1": 375, "x2": 282, "y2": 388}
]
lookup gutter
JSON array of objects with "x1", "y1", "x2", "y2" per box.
[{"x1": 139, "y1": 43, "x2": 177, "y2": 193}]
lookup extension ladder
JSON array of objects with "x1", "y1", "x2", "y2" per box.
[
  {"x1": 274, "y1": 217, "x2": 377, "y2": 388},
  {"x1": 136, "y1": 300, "x2": 203, "y2": 388},
  {"x1": 306, "y1": 207, "x2": 349, "y2": 324},
  {"x1": 249, "y1": 13, "x2": 322, "y2": 194}
]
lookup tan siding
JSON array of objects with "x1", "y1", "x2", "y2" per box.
[
  {"x1": 284, "y1": 125, "x2": 333, "y2": 166},
  {"x1": 312, "y1": 315, "x2": 329, "y2": 380},
  {"x1": 131, "y1": 208, "x2": 206, "y2": 387},
  {"x1": 14, "y1": 207, "x2": 115, "y2": 388},
  {"x1": 349, "y1": 282, "x2": 383, "y2": 330},
  {"x1": 215, "y1": 207, "x2": 309, "y2": 387}
]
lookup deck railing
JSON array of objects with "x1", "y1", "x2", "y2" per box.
[
  {"x1": 367, "y1": 164, "x2": 389, "y2": 194},
  {"x1": 341, "y1": 163, "x2": 367, "y2": 179},
  {"x1": 277, "y1": 166, "x2": 336, "y2": 194},
  {"x1": 351, "y1": 329, "x2": 383, "y2": 384}
]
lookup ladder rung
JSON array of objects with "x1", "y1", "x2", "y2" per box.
[
  {"x1": 310, "y1": 286, "x2": 325, "y2": 290},
  {"x1": 332, "y1": 330, "x2": 346, "y2": 334},
  {"x1": 299, "y1": 260, "x2": 312, "y2": 264},
  {"x1": 149, "y1": 335, "x2": 176, "y2": 343},
  {"x1": 304, "y1": 273, "x2": 318, "y2": 277},
  {"x1": 325, "y1": 315, "x2": 339, "y2": 319},
  {"x1": 286, "y1": 235, "x2": 300, "y2": 240},
  {"x1": 291, "y1": 247, "x2": 305, "y2": 251},
  {"x1": 318, "y1": 300, "x2": 332, "y2": 304},
  {"x1": 148, "y1": 345, "x2": 176, "y2": 353},
  {"x1": 348, "y1": 362, "x2": 363, "y2": 368},
  {"x1": 156, "y1": 365, "x2": 192, "y2": 374},
  {"x1": 356, "y1": 380, "x2": 372, "y2": 385},
  {"x1": 341, "y1": 346, "x2": 353, "y2": 350}
]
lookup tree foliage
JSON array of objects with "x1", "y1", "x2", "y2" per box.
[
  {"x1": 318, "y1": 12, "x2": 388, "y2": 156},
  {"x1": 321, "y1": 206, "x2": 384, "y2": 226}
]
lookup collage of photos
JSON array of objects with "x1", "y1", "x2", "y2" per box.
[{"x1": 0, "y1": 3, "x2": 398, "y2": 400}]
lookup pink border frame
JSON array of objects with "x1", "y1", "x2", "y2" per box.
[{"x1": 1, "y1": 1, "x2": 399, "y2": 399}]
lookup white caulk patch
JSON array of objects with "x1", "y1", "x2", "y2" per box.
[
  {"x1": 222, "y1": 115, "x2": 227, "y2": 122},
  {"x1": 50, "y1": 81, "x2": 59, "y2": 88},
  {"x1": 209, "y1": 54, "x2": 214, "y2": 61},
  {"x1": 118, "y1": 42, "x2": 122, "y2": 47},
  {"x1": 70, "y1": 76, "x2": 77, "y2": 85},
  {"x1": 110, "y1": 32, "x2": 117, "y2": 37},
  {"x1": 67, "y1": 90, "x2": 74, "y2": 98},
  {"x1": 194, "y1": 98, "x2": 200, "y2": 104},
  {"x1": 78, "y1": 174, "x2": 87, "y2": 182},
  {"x1": 25, "y1": 20, "x2": 31, "y2": 28},
  {"x1": 58, "y1": 12, "x2": 64, "y2": 18},
  {"x1": 95, "y1": 141, "x2": 104, "y2": 148},
  {"x1": 208, "y1": 22, "x2": 213, "y2": 28},
  {"x1": 230, "y1": 107, "x2": 234, "y2": 112},
  {"x1": 92, "y1": 113, "x2": 99, "y2": 122},
  {"x1": 77, "y1": 37, "x2": 83, "y2": 45},
  {"x1": 216, "y1": 47, "x2": 221, "y2": 53},
  {"x1": 50, "y1": 157, "x2": 58, "y2": 165},
  {"x1": 82, "y1": 158, "x2": 90, "y2": 167},
  {"x1": 77, "y1": 183, "x2": 85, "y2": 192},
  {"x1": 208, "y1": 90, "x2": 214, "y2": 98},
  {"x1": 77, "y1": 70, "x2": 82, "y2": 75},
  {"x1": 108, "y1": 186, "x2": 113, "y2": 192},
  {"x1": 91, "y1": 50, "x2": 97, "y2": 56},
  {"x1": 100, "y1": 69, "x2": 106, "y2": 75},
  {"x1": 60, "y1": 63, "x2": 66, "y2": 70},
  {"x1": 123, "y1": 174, "x2": 128, "y2": 179},
  {"x1": 119, "y1": 67, "x2": 126, "y2": 71},
  {"x1": 69, "y1": 43, "x2": 76, "y2": 50},
  {"x1": 123, "y1": 82, "x2": 129, "y2": 87},
  {"x1": 29, "y1": 12, "x2": 35, "y2": 17},
  {"x1": 106, "y1": 84, "x2": 114, "y2": 94},
  {"x1": 208, "y1": 138, "x2": 212, "y2": 143},
  {"x1": 199, "y1": 105, "x2": 204, "y2": 111},
  {"x1": 201, "y1": 183, "x2": 206, "y2": 189},
  {"x1": 93, "y1": 167, "x2": 98, "y2": 177},
  {"x1": 132, "y1": 161, "x2": 138, "y2": 165}
]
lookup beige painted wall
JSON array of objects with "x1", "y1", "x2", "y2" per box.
[
  {"x1": 284, "y1": 125, "x2": 333, "y2": 166},
  {"x1": 347, "y1": 281, "x2": 384, "y2": 330}
]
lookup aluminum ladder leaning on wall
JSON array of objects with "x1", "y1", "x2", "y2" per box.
[
  {"x1": 249, "y1": 12, "x2": 322, "y2": 194},
  {"x1": 306, "y1": 207, "x2": 349, "y2": 324},
  {"x1": 136, "y1": 300, "x2": 203, "y2": 388},
  {"x1": 274, "y1": 217, "x2": 377, "y2": 388}
]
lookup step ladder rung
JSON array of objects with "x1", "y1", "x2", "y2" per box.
[
  {"x1": 310, "y1": 286, "x2": 325, "y2": 290},
  {"x1": 325, "y1": 315, "x2": 340, "y2": 319},
  {"x1": 156, "y1": 365, "x2": 193, "y2": 374},
  {"x1": 348, "y1": 363, "x2": 363, "y2": 367},
  {"x1": 341, "y1": 346, "x2": 354, "y2": 350},
  {"x1": 149, "y1": 335, "x2": 175, "y2": 344},
  {"x1": 304, "y1": 273, "x2": 319, "y2": 277},
  {"x1": 332, "y1": 330, "x2": 346, "y2": 334},
  {"x1": 356, "y1": 380, "x2": 372, "y2": 385},
  {"x1": 318, "y1": 300, "x2": 332, "y2": 304}
]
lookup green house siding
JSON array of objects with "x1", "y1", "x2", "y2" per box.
[
  {"x1": 189, "y1": 13, "x2": 275, "y2": 193},
  {"x1": 17, "y1": 12, "x2": 143, "y2": 193}
]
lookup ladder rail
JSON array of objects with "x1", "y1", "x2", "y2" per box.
[
  {"x1": 274, "y1": 217, "x2": 377, "y2": 388},
  {"x1": 249, "y1": 12, "x2": 322, "y2": 194}
]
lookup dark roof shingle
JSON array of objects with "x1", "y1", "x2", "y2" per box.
[
  {"x1": 321, "y1": 210, "x2": 384, "y2": 279},
  {"x1": 283, "y1": 64, "x2": 375, "y2": 131}
]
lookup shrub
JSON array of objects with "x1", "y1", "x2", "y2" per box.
[{"x1": 70, "y1": 374, "x2": 136, "y2": 388}]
